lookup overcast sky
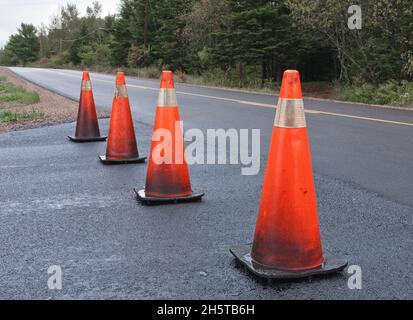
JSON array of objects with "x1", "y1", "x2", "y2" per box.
[{"x1": 0, "y1": 0, "x2": 120, "y2": 48}]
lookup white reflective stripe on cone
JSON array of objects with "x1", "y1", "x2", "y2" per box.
[
  {"x1": 274, "y1": 98, "x2": 307, "y2": 128},
  {"x1": 81, "y1": 80, "x2": 92, "y2": 91},
  {"x1": 115, "y1": 85, "x2": 128, "y2": 98},
  {"x1": 157, "y1": 88, "x2": 178, "y2": 107}
]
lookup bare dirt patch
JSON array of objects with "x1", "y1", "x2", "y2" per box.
[
  {"x1": 0, "y1": 67, "x2": 107, "y2": 133},
  {"x1": 301, "y1": 82, "x2": 335, "y2": 100}
]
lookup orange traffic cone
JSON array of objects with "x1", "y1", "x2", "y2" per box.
[
  {"x1": 99, "y1": 72, "x2": 146, "y2": 165},
  {"x1": 134, "y1": 71, "x2": 204, "y2": 205},
  {"x1": 231, "y1": 70, "x2": 347, "y2": 279},
  {"x1": 68, "y1": 71, "x2": 106, "y2": 143}
]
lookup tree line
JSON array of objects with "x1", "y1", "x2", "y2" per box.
[{"x1": 0, "y1": 0, "x2": 412, "y2": 86}]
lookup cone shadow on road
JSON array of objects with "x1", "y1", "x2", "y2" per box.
[{"x1": 230, "y1": 257, "x2": 348, "y2": 285}]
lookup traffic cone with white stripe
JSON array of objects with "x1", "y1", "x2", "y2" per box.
[
  {"x1": 99, "y1": 72, "x2": 146, "y2": 164},
  {"x1": 230, "y1": 70, "x2": 347, "y2": 279},
  {"x1": 68, "y1": 71, "x2": 106, "y2": 142},
  {"x1": 134, "y1": 71, "x2": 204, "y2": 205}
]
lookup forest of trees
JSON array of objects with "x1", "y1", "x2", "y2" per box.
[{"x1": 0, "y1": 0, "x2": 412, "y2": 102}]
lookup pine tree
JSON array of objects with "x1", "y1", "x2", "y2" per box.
[
  {"x1": 69, "y1": 22, "x2": 89, "y2": 65},
  {"x1": 150, "y1": 0, "x2": 193, "y2": 70},
  {"x1": 210, "y1": 0, "x2": 303, "y2": 84},
  {"x1": 5, "y1": 23, "x2": 40, "y2": 66},
  {"x1": 110, "y1": 0, "x2": 137, "y2": 66}
]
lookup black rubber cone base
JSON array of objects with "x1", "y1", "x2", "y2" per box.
[
  {"x1": 230, "y1": 244, "x2": 348, "y2": 280},
  {"x1": 68, "y1": 136, "x2": 107, "y2": 143},
  {"x1": 99, "y1": 155, "x2": 146, "y2": 165},
  {"x1": 134, "y1": 189, "x2": 204, "y2": 205}
]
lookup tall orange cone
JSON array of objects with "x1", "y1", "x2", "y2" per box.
[
  {"x1": 68, "y1": 71, "x2": 106, "y2": 142},
  {"x1": 99, "y1": 72, "x2": 146, "y2": 164},
  {"x1": 231, "y1": 70, "x2": 347, "y2": 279},
  {"x1": 134, "y1": 71, "x2": 204, "y2": 205}
]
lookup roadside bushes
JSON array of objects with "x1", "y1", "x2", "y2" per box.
[
  {"x1": 124, "y1": 66, "x2": 161, "y2": 79},
  {"x1": 178, "y1": 67, "x2": 277, "y2": 93},
  {"x1": 32, "y1": 52, "x2": 71, "y2": 69},
  {"x1": 337, "y1": 80, "x2": 413, "y2": 107},
  {"x1": 79, "y1": 43, "x2": 112, "y2": 67}
]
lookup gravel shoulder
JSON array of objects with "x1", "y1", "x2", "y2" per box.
[{"x1": 0, "y1": 67, "x2": 106, "y2": 133}]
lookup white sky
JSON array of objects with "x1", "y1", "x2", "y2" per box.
[{"x1": 0, "y1": 0, "x2": 120, "y2": 47}]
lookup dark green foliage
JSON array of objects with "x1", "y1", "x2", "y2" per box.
[
  {"x1": 0, "y1": 0, "x2": 412, "y2": 93},
  {"x1": 110, "y1": 0, "x2": 138, "y2": 67},
  {"x1": 69, "y1": 22, "x2": 89, "y2": 65},
  {"x1": 110, "y1": 0, "x2": 193, "y2": 70},
  {"x1": 210, "y1": 0, "x2": 303, "y2": 83},
  {"x1": 3, "y1": 24, "x2": 40, "y2": 66}
]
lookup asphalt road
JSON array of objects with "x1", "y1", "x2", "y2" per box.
[{"x1": 0, "y1": 67, "x2": 411, "y2": 299}]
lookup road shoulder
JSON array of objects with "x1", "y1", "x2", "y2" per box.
[{"x1": 0, "y1": 67, "x2": 106, "y2": 133}]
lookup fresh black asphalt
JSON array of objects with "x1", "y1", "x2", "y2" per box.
[{"x1": 0, "y1": 67, "x2": 411, "y2": 299}]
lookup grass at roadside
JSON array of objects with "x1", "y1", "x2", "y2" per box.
[
  {"x1": 0, "y1": 110, "x2": 44, "y2": 122},
  {"x1": 0, "y1": 75, "x2": 43, "y2": 123},
  {"x1": 336, "y1": 80, "x2": 413, "y2": 107},
  {"x1": 0, "y1": 76, "x2": 40, "y2": 105}
]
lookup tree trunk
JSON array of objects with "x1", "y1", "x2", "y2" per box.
[
  {"x1": 238, "y1": 63, "x2": 245, "y2": 86},
  {"x1": 276, "y1": 63, "x2": 283, "y2": 83},
  {"x1": 144, "y1": 0, "x2": 150, "y2": 48},
  {"x1": 261, "y1": 60, "x2": 267, "y2": 87}
]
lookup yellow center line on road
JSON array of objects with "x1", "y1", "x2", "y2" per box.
[
  {"x1": 309, "y1": 110, "x2": 413, "y2": 127},
  {"x1": 38, "y1": 69, "x2": 413, "y2": 127},
  {"x1": 165, "y1": 91, "x2": 413, "y2": 127},
  {"x1": 128, "y1": 84, "x2": 157, "y2": 90}
]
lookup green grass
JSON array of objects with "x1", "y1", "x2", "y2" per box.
[
  {"x1": 0, "y1": 110, "x2": 44, "y2": 122},
  {"x1": 0, "y1": 76, "x2": 40, "y2": 105},
  {"x1": 336, "y1": 80, "x2": 413, "y2": 106}
]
